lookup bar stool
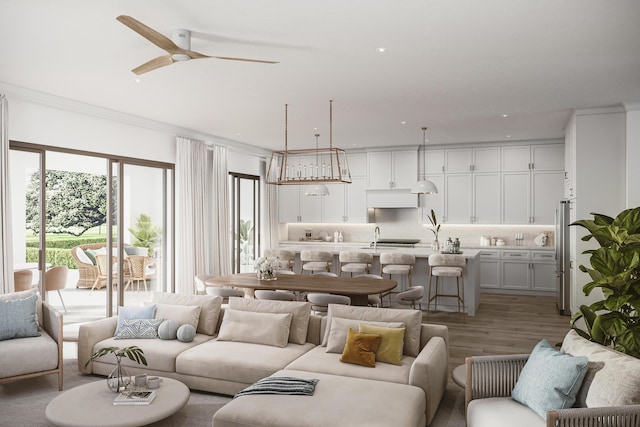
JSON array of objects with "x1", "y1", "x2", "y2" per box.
[
  {"x1": 427, "y1": 254, "x2": 466, "y2": 317},
  {"x1": 339, "y1": 251, "x2": 373, "y2": 277},
  {"x1": 300, "y1": 250, "x2": 333, "y2": 275},
  {"x1": 264, "y1": 249, "x2": 296, "y2": 272},
  {"x1": 379, "y1": 252, "x2": 415, "y2": 306}
]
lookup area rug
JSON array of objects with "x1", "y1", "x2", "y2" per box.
[{"x1": 0, "y1": 358, "x2": 466, "y2": 426}]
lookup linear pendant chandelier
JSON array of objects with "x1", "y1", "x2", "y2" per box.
[{"x1": 266, "y1": 100, "x2": 352, "y2": 188}]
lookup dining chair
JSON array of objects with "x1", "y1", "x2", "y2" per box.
[
  {"x1": 306, "y1": 293, "x2": 351, "y2": 315},
  {"x1": 46, "y1": 266, "x2": 69, "y2": 313},
  {"x1": 254, "y1": 290, "x2": 297, "y2": 301},
  {"x1": 13, "y1": 269, "x2": 33, "y2": 292},
  {"x1": 397, "y1": 286, "x2": 424, "y2": 310},
  {"x1": 125, "y1": 255, "x2": 150, "y2": 292},
  {"x1": 206, "y1": 287, "x2": 245, "y2": 303}
]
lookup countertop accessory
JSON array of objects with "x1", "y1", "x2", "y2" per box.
[{"x1": 534, "y1": 233, "x2": 548, "y2": 246}]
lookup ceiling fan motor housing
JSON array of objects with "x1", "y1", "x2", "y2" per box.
[{"x1": 171, "y1": 29, "x2": 192, "y2": 61}]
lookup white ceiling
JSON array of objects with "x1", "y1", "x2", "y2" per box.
[{"x1": 1, "y1": 0, "x2": 639, "y2": 151}]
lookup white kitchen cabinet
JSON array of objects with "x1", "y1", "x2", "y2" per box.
[
  {"x1": 503, "y1": 169, "x2": 562, "y2": 225},
  {"x1": 502, "y1": 172, "x2": 530, "y2": 224},
  {"x1": 366, "y1": 150, "x2": 417, "y2": 190},
  {"x1": 479, "y1": 250, "x2": 500, "y2": 289},
  {"x1": 324, "y1": 176, "x2": 367, "y2": 223},
  {"x1": 473, "y1": 173, "x2": 501, "y2": 223},
  {"x1": 531, "y1": 250, "x2": 557, "y2": 292},
  {"x1": 445, "y1": 149, "x2": 472, "y2": 173},
  {"x1": 425, "y1": 149, "x2": 445, "y2": 174},
  {"x1": 531, "y1": 171, "x2": 565, "y2": 224},
  {"x1": 444, "y1": 173, "x2": 472, "y2": 223},
  {"x1": 473, "y1": 147, "x2": 501, "y2": 172},
  {"x1": 278, "y1": 185, "x2": 322, "y2": 223},
  {"x1": 501, "y1": 146, "x2": 531, "y2": 172},
  {"x1": 500, "y1": 250, "x2": 531, "y2": 290},
  {"x1": 346, "y1": 152, "x2": 367, "y2": 177},
  {"x1": 531, "y1": 144, "x2": 564, "y2": 171}
]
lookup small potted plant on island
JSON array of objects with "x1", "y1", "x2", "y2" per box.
[
  {"x1": 427, "y1": 209, "x2": 441, "y2": 251},
  {"x1": 85, "y1": 345, "x2": 147, "y2": 392}
]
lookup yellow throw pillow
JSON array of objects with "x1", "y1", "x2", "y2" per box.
[
  {"x1": 359, "y1": 323, "x2": 405, "y2": 365},
  {"x1": 340, "y1": 328, "x2": 381, "y2": 368}
]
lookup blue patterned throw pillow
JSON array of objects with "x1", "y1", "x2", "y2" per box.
[
  {"x1": 512, "y1": 339, "x2": 589, "y2": 419},
  {"x1": 115, "y1": 304, "x2": 157, "y2": 336},
  {"x1": 115, "y1": 318, "x2": 163, "y2": 339},
  {"x1": 0, "y1": 294, "x2": 40, "y2": 341}
]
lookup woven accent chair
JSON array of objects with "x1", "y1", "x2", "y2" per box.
[
  {"x1": 91, "y1": 255, "x2": 117, "y2": 293},
  {"x1": 125, "y1": 255, "x2": 150, "y2": 292},
  {"x1": 339, "y1": 251, "x2": 373, "y2": 277}
]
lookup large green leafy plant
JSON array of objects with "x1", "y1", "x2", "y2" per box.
[
  {"x1": 128, "y1": 214, "x2": 161, "y2": 256},
  {"x1": 571, "y1": 207, "x2": 640, "y2": 358}
]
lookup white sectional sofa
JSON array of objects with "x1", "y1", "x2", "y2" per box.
[{"x1": 78, "y1": 292, "x2": 449, "y2": 426}]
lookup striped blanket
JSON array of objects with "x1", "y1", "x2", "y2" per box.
[{"x1": 234, "y1": 377, "x2": 319, "y2": 398}]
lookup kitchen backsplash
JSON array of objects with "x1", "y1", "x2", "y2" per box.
[{"x1": 284, "y1": 209, "x2": 555, "y2": 247}]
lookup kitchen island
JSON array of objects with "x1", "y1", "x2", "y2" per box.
[{"x1": 276, "y1": 242, "x2": 481, "y2": 316}]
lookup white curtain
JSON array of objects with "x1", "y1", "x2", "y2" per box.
[
  {"x1": 175, "y1": 137, "x2": 230, "y2": 294},
  {"x1": 0, "y1": 95, "x2": 14, "y2": 294},
  {"x1": 263, "y1": 159, "x2": 279, "y2": 253}
]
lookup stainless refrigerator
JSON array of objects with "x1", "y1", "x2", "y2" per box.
[{"x1": 555, "y1": 200, "x2": 571, "y2": 315}]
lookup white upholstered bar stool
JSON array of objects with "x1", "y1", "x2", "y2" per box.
[
  {"x1": 264, "y1": 249, "x2": 296, "y2": 272},
  {"x1": 300, "y1": 250, "x2": 333, "y2": 275},
  {"x1": 427, "y1": 254, "x2": 466, "y2": 317},
  {"x1": 306, "y1": 293, "x2": 351, "y2": 315},
  {"x1": 339, "y1": 251, "x2": 373, "y2": 277},
  {"x1": 379, "y1": 252, "x2": 415, "y2": 307}
]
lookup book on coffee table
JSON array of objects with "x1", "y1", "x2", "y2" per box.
[{"x1": 113, "y1": 390, "x2": 156, "y2": 406}]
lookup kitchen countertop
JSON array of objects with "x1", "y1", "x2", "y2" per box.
[
  {"x1": 279, "y1": 241, "x2": 554, "y2": 252},
  {"x1": 277, "y1": 242, "x2": 481, "y2": 259}
]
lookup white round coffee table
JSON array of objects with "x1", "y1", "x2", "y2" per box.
[{"x1": 45, "y1": 377, "x2": 189, "y2": 427}]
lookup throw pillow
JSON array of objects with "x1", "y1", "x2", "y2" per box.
[
  {"x1": 323, "y1": 304, "x2": 422, "y2": 357},
  {"x1": 151, "y1": 292, "x2": 221, "y2": 336},
  {"x1": 561, "y1": 329, "x2": 640, "y2": 408},
  {"x1": 217, "y1": 309, "x2": 293, "y2": 348},
  {"x1": 0, "y1": 288, "x2": 41, "y2": 325},
  {"x1": 340, "y1": 328, "x2": 381, "y2": 368},
  {"x1": 84, "y1": 249, "x2": 97, "y2": 265},
  {"x1": 177, "y1": 324, "x2": 196, "y2": 343},
  {"x1": 0, "y1": 293, "x2": 40, "y2": 341},
  {"x1": 115, "y1": 318, "x2": 163, "y2": 339},
  {"x1": 115, "y1": 304, "x2": 157, "y2": 336},
  {"x1": 228, "y1": 297, "x2": 311, "y2": 345},
  {"x1": 158, "y1": 319, "x2": 180, "y2": 340},
  {"x1": 150, "y1": 303, "x2": 201, "y2": 330},
  {"x1": 512, "y1": 339, "x2": 589, "y2": 419},
  {"x1": 325, "y1": 317, "x2": 404, "y2": 354},
  {"x1": 359, "y1": 323, "x2": 405, "y2": 365}
]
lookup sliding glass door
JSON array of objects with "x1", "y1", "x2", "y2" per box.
[{"x1": 230, "y1": 173, "x2": 260, "y2": 273}]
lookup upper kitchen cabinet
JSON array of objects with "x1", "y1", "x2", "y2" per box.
[
  {"x1": 424, "y1": 149, "x2": 444, "y2": 174},
  {"x1": 323, "y1": 176, "x2": 367, "y2": 223},
  {"x1": 501, "y1": 146, "x2": 531, "y2": 172},
  {"x1": 278, "y1": 185, "x2": 322, "y2": 223},
  {"x1": 502, "y1": 144, "x2": 564, "y2": 172},
  {"x1": 346, "y1": 152, "x2": 367, "y2": 177},
  {"x1": 367, "y1": 149, "x2": 417, "y2": 190},
  {"x1": 473, "y1": 147, "x2": 501, "y2": 172},
  {"x1": 445, "y1": 149, "x2": 472, "y2": 173}
]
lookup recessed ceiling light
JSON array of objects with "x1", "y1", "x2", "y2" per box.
[
  {"x1": 376, "y1": 47, "x2": 387, "y2": 53},
  {"x1": 401, "y1": 121, "x2": 407, "y2": 125},
  {"x1": 502, "y1": 114, "x2": 508, "y2": 118},
  {"x1": 506, "y1": 135, "x2": 511, "y2": 138}
]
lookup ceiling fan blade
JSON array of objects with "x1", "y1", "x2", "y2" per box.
[
  {"x1": 132, "y1": 55, "x2": 175, "y2": 75},
  {"x1": 117, "y1": 15, "x2": 180, "y2": 54},
  {"x1": 204, "y1": 54, "x2": 279, "y2": 64}
]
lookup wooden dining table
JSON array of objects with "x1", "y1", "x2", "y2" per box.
[{"x1": 205, "y1": 273, "x2": 397, "y2": 306}]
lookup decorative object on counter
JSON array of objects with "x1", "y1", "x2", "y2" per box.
[
  {"x1": 411, "y1": 127, "x2": 438, "y2": 194},
  {"x1": 85, "y1": 345, "x2": 147, "y2": 393},
  {"x1": 305, "y1": 229, "x2": 312, "y2": 240},
  {"x1": 534, "y1": 232, "x2": 548, "y2": 246},
  {"x1": 427, "y1": 209, "x2": 441, "y2": 251},
  {"x1": 570, "y1": 207, "x2": 640, "y2": 358},
  {"x1": 253, "y1": 256, "x2": 280, "y2": 281},
  {"x1": 515, "y1": 232, "x2": 524, "y2": 245},
  {"x1": 495, "y1": 238, "x2": 505, "y2": 246},
  {"x1": 334, "y1": 230, "x2": 340, "y2": 243},
  {"x1": 338, "y1": 231, "x2": 343, "y2": 242},
  {"x1": 480, "y1": 235, "x2": 491, "y2": 246},
  {"x1": 266, "y1": 101, "x2": 352, "y2": 187},
  {"x1": 441, "y1": 237, "x2": 463, "y2": 254}
]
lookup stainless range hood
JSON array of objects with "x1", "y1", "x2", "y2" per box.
[{"x1": 366, "y1": 190, "x2": 418, "y2": 208}]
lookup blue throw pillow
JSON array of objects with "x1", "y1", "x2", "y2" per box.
[
  {"x1": 115, "y1": 318, "x2": 163, "y2": 339},
  {"x1": 0, "y1": 294, "x2": 40, "y2": 341},
  {"x1": 512, "y1": 339, "x2": 589, "y2": 419},
  {"x1": 115, "y1": 304, "x2": 157, "y2": 336}
]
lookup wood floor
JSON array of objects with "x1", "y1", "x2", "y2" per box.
[{"x1": 422, "y1": 293, "x2": 572, "y2": 376}]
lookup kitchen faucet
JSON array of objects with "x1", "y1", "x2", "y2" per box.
[{"x1": 373, "y1": 226, "x2": 380, "y2": 251}]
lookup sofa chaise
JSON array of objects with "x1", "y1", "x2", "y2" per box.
[{"x1": 78, "y1": 292, "x2": 449, "y2": 426}]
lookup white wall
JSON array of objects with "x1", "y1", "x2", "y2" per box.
[{"x1": 626, "y1": 105, "x2": 640, "y2": 207}]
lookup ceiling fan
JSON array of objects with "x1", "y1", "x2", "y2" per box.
[{"x1": 116, "y1": 15, "x2": 279, "y2": 75}]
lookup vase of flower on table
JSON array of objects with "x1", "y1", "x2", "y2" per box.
[{"x1": 254, "y1": 256, "x2": 280, "y2": 281}]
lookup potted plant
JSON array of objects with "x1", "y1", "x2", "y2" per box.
[
  {"x1": 427, "y1": 209, "x2": 441, "y2": 251},
  {"x1": 570, "y1": 207, "x2": 640, "y2": 358},
  {"x1": 128, "y1": 214, "x2": 161, "y2": 257},
  {"x1": 85, "y1": 345, "x2": 147, "y2": 392}
]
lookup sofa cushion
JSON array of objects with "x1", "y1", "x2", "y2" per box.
[
  {"x1": 176, "y1": 340, "x2": 316, "y2": 385},
  {"x1": 561, "y1": 329, "x2": 640, "y2": 408},
  {"x1": 151, "y1": 292, "x2": 222, "y2": 336},
  {"x1": 0, "y1": 333, "x2": 59, "y2": 378},
  {"x1": 467, "y1": 397, "x2": 545, "y2": 427},
  {"x1": 325, "y1": 317, "x2": 404, "y2": 354},
  {"x1": 114, "y1": 318, "x2": 163, "y2": 340},
  {"x1": 323, "y1": 304, "x2": 422, "y2": 356},
  {"x1": 340, "y1": 328, "x2": 381, "y2": 368},
  {"x1": 115, "y1": 304, "x2": 156, "y2": 336},
  {"x1": 228, "y1": 297, "x2": 311, "y2": 345},
  {"x1": 359, "y1": 323, "x2": 405, "y2": 365},
  {"x1": 151, "y1": 303, "x2": 201, "y2": 330},
  {"x1": 0, "y1": 288, "x2": 41, "y2": 326},
  {"x1": 512, "y1": 339, "x2": 588, "y2": 419},
  {"x1": 0, "y1": 294, "x2": 40, "y2": 341},
  {"x1": 218, "y1": 309, "x2": 293, "y2": 348},
  {"x1": 286, "y1": 346, "x2": 414, "y2": 384}
]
